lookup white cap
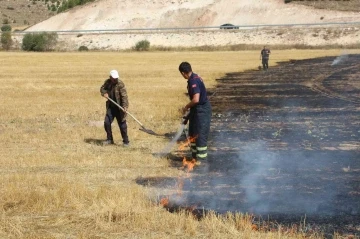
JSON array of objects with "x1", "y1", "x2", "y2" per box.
[{"x1": 110, "y1": 70, "x2": 119, "y2": 79}]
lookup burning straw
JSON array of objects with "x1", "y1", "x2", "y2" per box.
[{"x1": 158, "y1": 134, "x2": 200, "y2": 215}]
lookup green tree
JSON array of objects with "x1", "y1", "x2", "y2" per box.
[
  {"x1": 135, "y1": 40, "x2": 150, "y2": 51},
  {"x1": 58, "y1": 0, "x2": 95, "y2": 13},
  {"x1": 57, "y1": 5, "x2": 64, "y2": 13},
  {"x1": 68, "y1": 0, "x2": 75, "y2": 8},
  {"x1": 78, "y1": 45, "x2": 88, "y2": 51},
  {"x1": 22, "y1": 32, "x2": 58, "y2": 51},
  {"x1": 1, "y1": 31, "x2": 13, "y2": 50},
  {"x1": 1, "y1": 25, "x2": 12, "y2": 32}
]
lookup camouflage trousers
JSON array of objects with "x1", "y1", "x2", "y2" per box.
[{"x1": 104, "y1": 107, "x2": 129, "y2": 144}]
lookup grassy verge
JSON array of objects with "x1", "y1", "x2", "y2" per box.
[{"x1": 0, "y1": 50, "x2": 359, "y2": 238}]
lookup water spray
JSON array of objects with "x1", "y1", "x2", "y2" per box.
[{"x1": 156, "y1": 111, "x2": 190, "y2": 157}]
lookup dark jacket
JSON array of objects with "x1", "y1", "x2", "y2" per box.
[
  {"x1": 100, "y1": 78, "x2": 129, "y2": 109},
  {"x1": 261, "y1": 48, "x2": 271, "y2": 60}
]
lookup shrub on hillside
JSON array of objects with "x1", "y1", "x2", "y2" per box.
[
  {"x1": 78, "y1": 45, "x2": 89, "y2": 51},
  {"x1": 22, "y1": 32, "x2": 58, "y2": 51},
  {"x1": 134, "y1": 40, "x2": 150, "y2": 51},
  {"x1": 1, "y1": 25, "x2": 12, "y2": 32},
  {"x1": 1, "y1": 31, "x2": 13, "y2": 50},
  {"x1": 57, "y1": 0, "x2": 95, "y2": 13}
]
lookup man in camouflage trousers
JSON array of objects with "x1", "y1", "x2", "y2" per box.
[{"x1": 100, "y1": 70, "x2": 130, "y2": 146}]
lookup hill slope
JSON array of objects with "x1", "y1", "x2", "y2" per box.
[
  {"x1": 27, "y1": 0, "x2": 360, "y2": 31},
  {"x1": 0, "y1": 0, "x2": 52, "y2": 29},
  {"x1": 14, "y1": 0, "x2": 359, "y2": 51}
]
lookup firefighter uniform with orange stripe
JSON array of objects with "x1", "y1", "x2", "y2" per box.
[{"x1": 179, "y1": 62, "x2": 212, "y2": 161}]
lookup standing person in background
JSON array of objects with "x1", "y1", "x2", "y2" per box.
[
  {"x1": 100, "y1": 70, "x2": 130, "y2": 147},
  {"x1": 179, "y1": 62, "x2": 212, "y2": 161},
  {"x1": 260, "y1": 46, "x2": 271, "y2": 71}
]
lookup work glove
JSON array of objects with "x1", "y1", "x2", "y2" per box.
[
  {"x1": 182, "y1": 116, "x2": 189, "y2": 125},
  {"x1": 182, "y1": 111, "x2": 190, "y2": 125}
]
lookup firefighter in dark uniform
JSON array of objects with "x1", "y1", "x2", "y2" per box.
[
  {"x1": 179, "y1": 62, "x2": 212, "y2": 161},
  {"x1": 100, "y1": 70, "x2": 130, "y2": 146},
  {"x1": 260, "y1": 46, "x2": 271, "y2": 70}
]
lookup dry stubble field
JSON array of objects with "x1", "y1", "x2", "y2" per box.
[{"x1": 0, "y1": 49, "x2": 358, "y2": 238}]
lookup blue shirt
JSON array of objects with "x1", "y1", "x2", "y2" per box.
[{"x1": 187, "y1": 73, "x2": 208, "y2": 105}]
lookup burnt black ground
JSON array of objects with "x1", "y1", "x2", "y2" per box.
[{"x1": 138, "y1": 54, "x2": 360, "y2": 237}]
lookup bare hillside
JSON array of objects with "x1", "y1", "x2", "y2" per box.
[
  {"x1": 27, "y1": 0, "x2": 360, "y2": 31},
  {"x1": 0, "y1": 0, "x2": 53, "y2": 28},
  {"x1": 14, "y1": 0, "x2": 360, "y2": 51}
]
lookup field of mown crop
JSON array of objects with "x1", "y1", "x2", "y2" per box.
[{"x1": 0, "y1": 50, "x2": 358, "y2": 238}]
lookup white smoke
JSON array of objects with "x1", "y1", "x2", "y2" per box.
[
  {"x1": 239, "y1": 141, "x2": 276, "y2": 213},
  {"x1": 331, "y1": 52, "x2": 349, "y2": 66}
]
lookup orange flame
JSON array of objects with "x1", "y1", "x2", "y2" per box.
[
  {"x1": 189, "y1": 136, "x2": 197, "y2": 143},
  {"x1": 182, "y1": 157, "x2": 197, "y2": 172},
  {"x1": 160, "y1": 197, "x2": 169, "y2": 207},
  {"x1": 178, "y1": 136, "x2": 197, "y2": 151},
  {"x1": 178, "y1": 141, "x2": 189, "y2": 151},
  {"x1": 159, "y1": 136, "x2": 199, "y2": 210},
  {"x1": 178, "y1": 136, "x2": 198, "y2": 172}
]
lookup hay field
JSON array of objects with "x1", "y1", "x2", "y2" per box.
[{"x1": 0, "y1": 49, "x2": 358, "y2": 238}]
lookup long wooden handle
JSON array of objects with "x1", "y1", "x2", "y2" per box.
[{"x1": 105, "y1": 96, "x2": 144, "y2": 127}]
